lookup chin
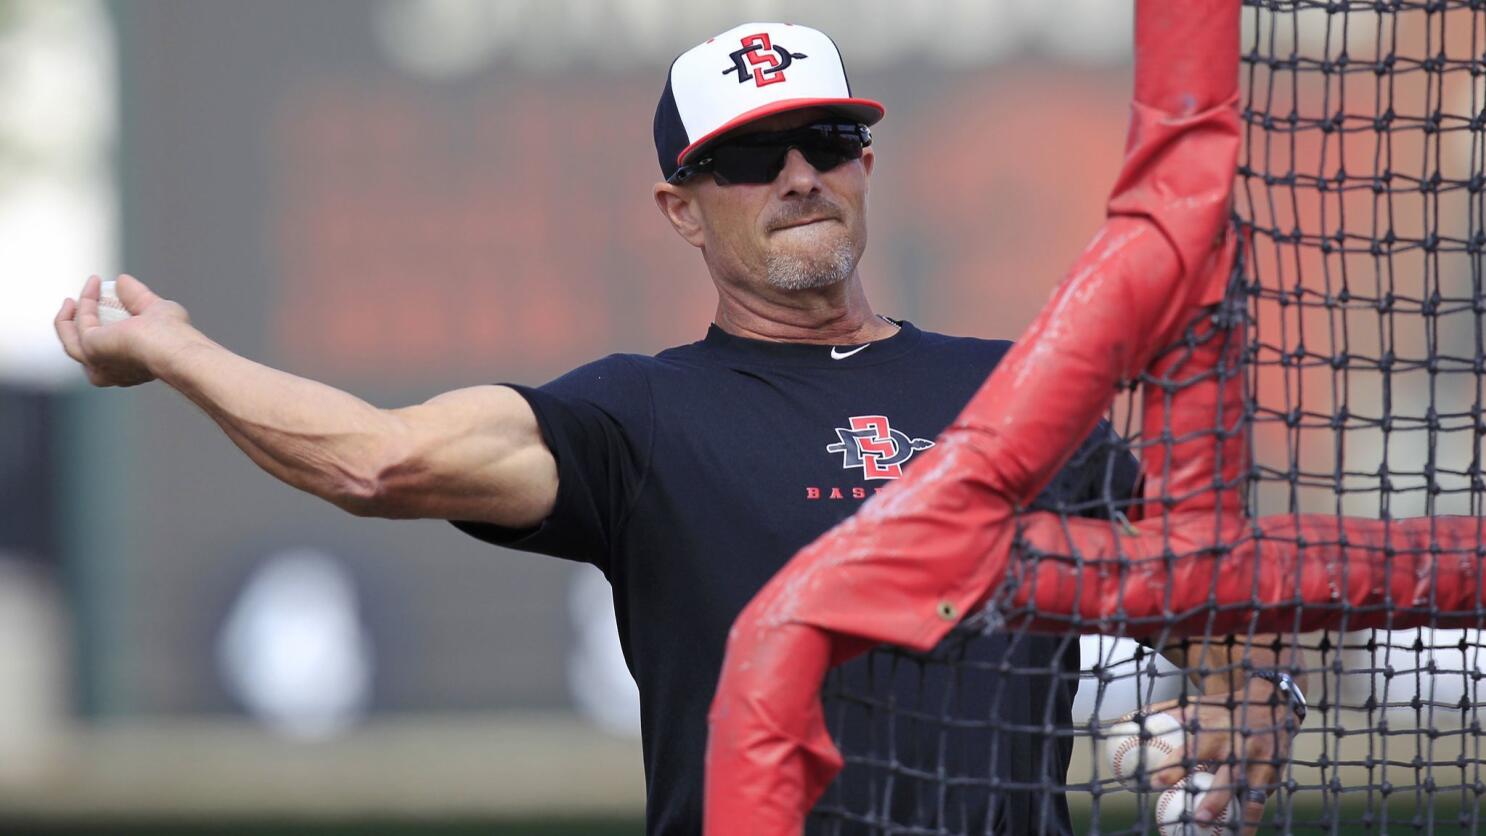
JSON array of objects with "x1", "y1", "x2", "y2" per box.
[
  {"x1": 764, "y1": 237, "x2": 858, "y2": 292},
  {"x1": 769, "y1": 272, "x2": 849, "y2": 292}
]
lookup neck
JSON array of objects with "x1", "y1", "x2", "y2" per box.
[{"x1": 712, "y1": 272, "x2": 897, "y2": 344}]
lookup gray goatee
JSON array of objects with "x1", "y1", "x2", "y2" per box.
[{"x1": 765, "y1": 238, "x2": 856, "y2": 291}]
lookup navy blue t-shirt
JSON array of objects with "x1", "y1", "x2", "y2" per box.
[{"x1": 455, "y1": 320, "x2": 1138, "y2": 835}]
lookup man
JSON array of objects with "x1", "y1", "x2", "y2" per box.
[{"x1": 55, "y1": 22, "x2": 1299, "y2": 835}]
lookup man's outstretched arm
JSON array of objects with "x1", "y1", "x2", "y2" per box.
[{"x1": 53, "y1": 274, "x2": 557, "y2": 526}]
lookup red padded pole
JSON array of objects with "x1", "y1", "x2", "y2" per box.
[
  {"x1": 1004, "y1": 513, "x2": 1486, "y2": 636},
  {"x1": 1138, "y1": 305, "x2": 1248, "y2": 520}
]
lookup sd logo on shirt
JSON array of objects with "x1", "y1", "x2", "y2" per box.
[{"x1": 825, "y1": 415, "x2": 935, "y2": 480}]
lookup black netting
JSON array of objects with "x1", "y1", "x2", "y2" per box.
[{"x1": 807, "y1": 2, "x2": 1486, "y2": 833}]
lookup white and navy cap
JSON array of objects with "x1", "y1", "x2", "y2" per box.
[{"x1": 653, "y1": 22, "x2": 885, "y2": 181}]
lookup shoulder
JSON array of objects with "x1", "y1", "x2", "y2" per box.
[
  {"x1": 541, "y1": 334, "x2": 731, "y2": 396},
  {"x1": 535, "y1": 353, "x2": 653, "y2": 410},
  {"x1": 910, "y1": 327, "x2": 1014, "y2": 369},
  {"x1": 533, "y1": 344, "x2": 726, "y2": 415}
]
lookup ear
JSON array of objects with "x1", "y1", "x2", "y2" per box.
[
  {"x1": 861, "y1": 146, "x2": 876, "y2": 178},
  {"x1": 653, "y1": 182, "x2": 706, "y2": 249}
]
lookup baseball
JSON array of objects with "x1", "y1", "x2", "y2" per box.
[
  {"x1": 98, "y1": 280, "x2": 132, "y2": 325},
  {"x1": 1103, "y1": 711, "x2": 1184, "y2": 789},
  {"x1": 1156, "y1": 771, "x2": 1239, "y2": 836}
]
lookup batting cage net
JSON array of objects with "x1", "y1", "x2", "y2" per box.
[{"x1": 703, "y1": 1, "x2": 1486, "y2": 834}]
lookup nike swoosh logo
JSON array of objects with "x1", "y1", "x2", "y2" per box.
[{"x1": 830, "y1": 344, "x2": 870, "y2": 360}]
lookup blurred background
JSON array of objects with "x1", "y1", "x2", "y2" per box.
[
  {"x1": 0, "y1": 1, "x2": 1137, "y2": 832},
  {"x1": 7, "y1": 0, "x2": 1486, "y2": 833}
]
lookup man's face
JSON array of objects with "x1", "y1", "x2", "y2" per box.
[{"x1": 680, "y1": 109, "x2": 874, "y2": 293}]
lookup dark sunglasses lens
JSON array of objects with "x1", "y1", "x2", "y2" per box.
[
  {"x1": 800, "y1": 136, "x2": 863, "y2": 172},
  {"x1": 707, "y1": 133, "x2": 864, "y2": 185},
  {"x1": 707, "y1": 144, "x2": 788, "y2": 186}
]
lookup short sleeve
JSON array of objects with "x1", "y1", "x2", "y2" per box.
[{"x1": 451, "y1": 355, "x2": 653, "y2": 574}]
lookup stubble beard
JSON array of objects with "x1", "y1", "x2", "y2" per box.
[{"x1": 764, "y1": 237, "x2": 858, "y2": 292}]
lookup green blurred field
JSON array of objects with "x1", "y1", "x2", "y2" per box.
[{"x1": 1072, "y1": 799, "x2": 1483, "y2": 834}]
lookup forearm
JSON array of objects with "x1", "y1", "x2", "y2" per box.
[{"x1": 148, "y1": 327, "x2": 403, "y2": 513}]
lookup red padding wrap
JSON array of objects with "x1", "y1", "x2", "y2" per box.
[{"x1": 1005, "y1": 514, "x2": 1486, "y2": 636}]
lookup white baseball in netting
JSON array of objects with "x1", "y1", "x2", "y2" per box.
[
  {"x1": 97, "y1": 280, "x2": 131, "y2": 325},
  {"x1": 1155, "y1": 771, "x2": 1240, "y2": 836},
  {"x1": 1102, "y1": 710, "x2": 1184, "y2": 790}
]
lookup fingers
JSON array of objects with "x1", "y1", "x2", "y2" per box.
[
  {"x1": 1182, "y1": 704, "x2": 1233, "y2": 762},
  {"x1": 1194, "y1": 762, "x2": 1236, "y2": 826},
  {"x1": 1192, "y1": 740, "x2": 1277, "y2": 830},
  {"x1": 1239, "y1": 759, "x2": 1276, "y2": 834},
  {"x1": 55, "y1": 298, "x2": 85, "y2": 363},
  {"x1": 1174, "y1": 703, "x2": 1213, "y2": 765},
  {"x1": 1140, "y1": 693, "x2": 1289, "y2": 833},
  {"x1": 77, "y1": 274, "x2": 102, "y2": 331},
  {"x1": 1170, "y1": 703, "x2": 1238, "y2": 796},
  {"x1": 115, "y1": 273, "x2": 157, "y2": 314},
  {"x1": 1239, "y1": 797, "x2": 1267, "y2": 836},
  {"x1": 1187, "y1": 762, "x2": 1265, "y2": 832}
]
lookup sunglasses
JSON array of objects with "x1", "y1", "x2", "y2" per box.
[{"x1": 668, "y1": 122, "x2": 872, "y2": 186}]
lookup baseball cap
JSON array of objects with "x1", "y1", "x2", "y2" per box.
[{"x1": 653, "y1": 22, "x2": 885, "y2": 182}]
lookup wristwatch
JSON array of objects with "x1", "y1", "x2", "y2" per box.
[{"x1": 1251, "y1": 669, "x2": 1308, "y2": 724}]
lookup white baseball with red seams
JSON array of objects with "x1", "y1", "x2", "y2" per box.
[
  {"x1": 1103, "y1": 711, "x2": 1184, "y2": 789},
  {"x1": 98, "y1": 280, "x2": 132, "y2": 325},
  {"x1": 1156, "y1": 771, "x2": 1239, "y2": 836}
]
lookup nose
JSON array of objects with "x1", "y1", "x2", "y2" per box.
[{"x1": 775, "y1": 147, "x2": 823, "y2": 197}]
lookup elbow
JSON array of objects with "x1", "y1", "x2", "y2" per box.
[
  {"x1": 327, "y1": 444, "x2": 414, "y2": 519},
  {"x1": 331, "y1": 477, "x2": 391, "y2": 518}
]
